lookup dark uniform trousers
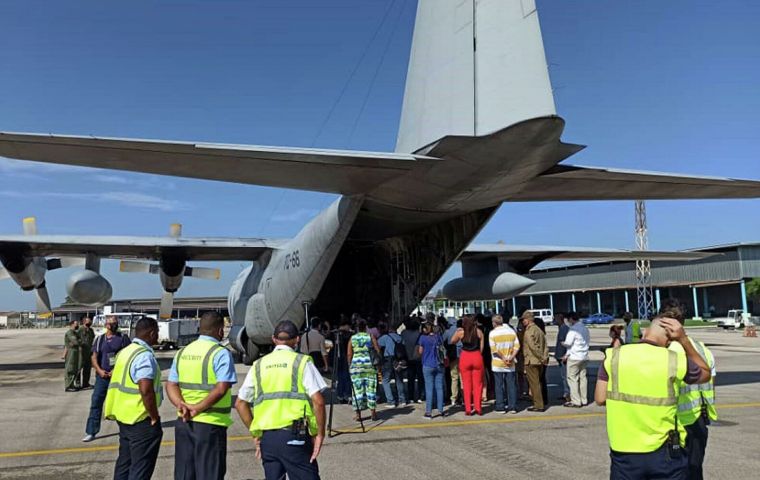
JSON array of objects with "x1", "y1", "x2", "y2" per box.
[
  {"x1": 610, "y1": 442, "x2": 688, "y2": 480},
  {"x1": 260, "y1": 429, "x2": 320, "y2": 480},
  {"x1": 114, "y1": 418, "x2": 163, "y2": 480},
  {"x1": 685, "y1": 416, "x2": 709, "y2": 480},
  {"x1": 174, "y1": 420, "x2": 227, "y2": 480}
]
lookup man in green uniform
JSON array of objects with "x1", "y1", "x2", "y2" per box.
[
  {"x1": 63, "y1": 319, "x2": 82, "y2": 392},
  {"x1": 79, "y1": 317, "x2": 95, "y2": 389}
]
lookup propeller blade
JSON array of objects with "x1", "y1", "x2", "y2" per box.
[
  {"x1": 0, "y1": 267, "x2": 9, "y2": 281},
  {"x1": 23, "y1": 216, "x2": 37, "y2": 236},
  {"x1": 159, "y1": 291, "x2": 174, "y2": 320},
  {"x1": 46, "y1": 257, "x2": 86, "y2": 271},
  {"x1": 169, "y1": 223, "x2": 182, "y2": 238},
  {"x1": 185, "y1": 266, "x2": 221, "y2": 280},
  {"x1": 36, "y1": 284, "x2": 53, "y2": 316},
  {"x1": 120, "y1": 260, "x2": 159, "y2": 274}
]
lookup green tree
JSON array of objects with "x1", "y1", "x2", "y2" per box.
[{"x1": 747, "y1": 278, "x2": 760, "y2": 300}]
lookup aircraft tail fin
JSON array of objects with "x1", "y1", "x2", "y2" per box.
[{"x1": 395, "y1": 0, "x2": 556, "y2": 154}]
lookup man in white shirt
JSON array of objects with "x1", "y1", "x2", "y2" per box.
[
  {"x1": 562, "y1": 312, "x2": 590, "y2": 407},
  {"x1": 489, "y1": 315, "x2": 520, "y2": 413}
]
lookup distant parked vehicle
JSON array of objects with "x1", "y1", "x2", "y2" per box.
[
  {"x1": 527, "y1": 309, "x2": 554, "y2": 326},
  {"x1": 582, "y1": 313, "x2": 614, "y2": 325},
  {"x1": 715, "y1": 310, "x2": 760, "y2": 329}
]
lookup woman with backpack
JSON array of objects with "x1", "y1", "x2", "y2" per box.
[
  {"x1": 347, "y1": 318, "x2": 381, "y2": 421},
  {"x1": 377, "y1": 322, "x2": 407, "y2": 407},
  {"x1": 450, "y1": 314, "x2": 485, "y2": 415},
  {"x1": 416, "y1": 322, "x2": 447, "y2": 418}
]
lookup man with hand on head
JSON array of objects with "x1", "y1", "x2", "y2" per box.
[
  {"x1": 166, "y1": 311, "x2": 237, "y2": 480},
  {"x1": 236, "y1": 320, "x2": 327, "y2": 480},
  {"x1": 104, "y1": 317, "x2": 163, "y2": 480},
  {"x1": 595, "y1": 309, "x2": 711, "y2": 480}
]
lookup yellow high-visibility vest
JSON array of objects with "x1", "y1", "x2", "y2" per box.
[
  {"x1": 248, "y1": 348, "x2": 317, "y2": 438},
  {"x1": 104, "y1": 342, "x2": 162, "y2": 425},
  {"x1": 175, "y1": 339, "x2": 232, "y2": 427},
  {"x1": 669, "y1": 339, "x2": 717, "y2": 424},
  {"x1": 604, "y1": 343, "x2": 686, "y2": 453}
]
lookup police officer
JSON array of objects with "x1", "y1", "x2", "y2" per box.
[
  {"x1": 63, "y1": 319, "x2": 82, "y2": 392},
  {"x1": 79, "y1": 316, "x2": 96, "y2": 389},
  {"x1": 166, "y1": 311, "x2": 237, "y2": 480},
  {"x1": 235, "y1": 320, "x2": 327, "y2": 480},
  {"x1": 622, "y1": 311, "x2": 641, "y2": 344},
  {"x1": 595, "y1": 311, "x2": 711, "y2": 480},
  {"x1": 661, "y1": 300, "x2": 717, "y2": 480},
  {"x1": 104, "y1": 317, "x2": 163, "y2": 480}
]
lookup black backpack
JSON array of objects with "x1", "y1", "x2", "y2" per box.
[{"x1": 391, "y1": 334, "x2": 408, "y2": 370}]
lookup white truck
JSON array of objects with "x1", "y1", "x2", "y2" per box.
[
  {"x1": 715, "y1": 310, "x2": 760, "y2": 329},
  {"x1": 527, "y1": 309, "x2": 554, "y2": 326},
  {"x1": 157, "y1": 318, "x2": 200, "y2": 349}
]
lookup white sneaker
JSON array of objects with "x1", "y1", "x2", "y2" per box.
[{"x1": 82, "y1": 434, "x2": 95, "y2": 443}]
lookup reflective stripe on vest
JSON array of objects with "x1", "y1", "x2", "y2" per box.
[
  {"x1": 248, "y1": 349, "x2": 317, "y2": 437},
  {"x1": 604, "y1": 344, "x2": 686, "y2": 453},
  {"x1": 176, "y1": 340, "x2": 233, "y2": 426},
  {"x1": 674, "y1": 340, "x2": 718, "y2": 422},
  {"x1": 253, "y1": 353, "x2": 311, "y2": 406},
  {"x1": 104, "y1": 342, "x2": 162, "y2": 425},
  {"x1": 608, "y1": 346, "x2": 678, "y2": 406}
]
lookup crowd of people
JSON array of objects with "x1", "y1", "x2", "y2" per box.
[{"x1": 299, "y1": 308, "x2": 603, "y2": 420}]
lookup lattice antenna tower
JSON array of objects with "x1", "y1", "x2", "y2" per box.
[{"x1": 635, "y1": 200, "x2": 655, "y2": 319}]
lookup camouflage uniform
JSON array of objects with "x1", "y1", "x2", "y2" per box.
[
  {"x1": 64, "y1": 328, "x2": 82, "y2": 390},
  {"x1": 79, "y1": 326, "x2": 96, "y2": 388}
]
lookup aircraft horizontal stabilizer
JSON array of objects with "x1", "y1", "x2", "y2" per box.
[
  {"x1": 461, "y1": 244, "x2": 716, "y2": 275},
  {"x1": 508, "y1": 165, "x2": 760, "y2": 201},
  {"x1": 0, "y1": 132, "x2": 435, "y2": 195}
]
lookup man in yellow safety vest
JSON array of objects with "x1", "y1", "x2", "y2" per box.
[
  {"x1": 595, "y1": 303, "x2": 711, "y2": 480},
  {"x1": 166, "y1": 311, "x2": 237, "y2": 480},
  {"x1": 235, "y1": 320, "x2": 327, "y2": 480},
  {"x1": 660, "y1": 299, "x2": 717, "y2": 480},
  {"x1": 103, "y1": 317, "x2": 163, "y2": 480}
]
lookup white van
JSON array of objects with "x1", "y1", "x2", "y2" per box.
[
  {"x1": 527, "y1": 309, "x2": 554, "y2": 326},
  {"x1": 93, "y1": 312, "x2": 157, "y2": 338}
]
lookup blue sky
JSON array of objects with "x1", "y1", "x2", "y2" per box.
[{"x1": 1, "y1": 0, "x2": 758, "y2": 311}]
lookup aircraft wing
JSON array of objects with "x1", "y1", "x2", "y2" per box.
[
  {"x1": 0, "y1": 235, "x2": 287, "y2": 261},
  {"x1": 462, "y1": 244, "x2": 716, "y2": 274},
  {"x1": 508, "y1": 165, "x2": 760, "y2": 201},
  {"x1": 0, "y1": 132, "x2": 434, "y2": 195}
]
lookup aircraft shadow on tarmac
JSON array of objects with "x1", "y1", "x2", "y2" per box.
[{"x1": 0, "y1": 362, "x2": 62, "y2": 371}]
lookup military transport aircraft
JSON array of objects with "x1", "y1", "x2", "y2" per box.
[{"x1": 0, "y1": 1, "x2": 758, "y2": 361}]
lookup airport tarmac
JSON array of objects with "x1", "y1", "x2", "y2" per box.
[{"x1": 0, "y1": 326, "x2": 758, "y2": 480}]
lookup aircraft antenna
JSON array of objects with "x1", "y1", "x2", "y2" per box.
[{"x1": 635, "y1": 200, "x2": 655, "y2": 320}]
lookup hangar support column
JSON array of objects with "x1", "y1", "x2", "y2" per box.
[
  {"x1": 692, "y1": 287, "x2": 700, "y2": 319},
  {"x1": 740, "y1": 280, "x2": 749, "y2": 313}
]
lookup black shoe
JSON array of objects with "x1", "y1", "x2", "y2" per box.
[
  {"x1": 81, "y1": 385, "x2": 93, "y2": 390},
  {"x1": 527, "y1": 406, "x2": 546, "y2": 412},
  {"x1": 65, "y1": 387, "x2": 78, "y2": 392}
]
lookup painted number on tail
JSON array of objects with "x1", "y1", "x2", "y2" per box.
[{"x1": 284, "y1": 250, "x2": 300, "y2": 270}]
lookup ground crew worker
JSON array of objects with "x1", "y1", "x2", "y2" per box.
[
  {"x1": 595, "y1": 313, "x2": 711, "y2": 480},
  {"x1": 623, "y1": 311, "x2": 641, "y2": 344},
  {"x1": 63, "y1": 319, "x2": 82, "y2": 392},
  {"x1": 104, "y1": 317, "x2": 163, "y2": 480},
  {"x1": 166, "y1": 311, "x2": 237, "y2": 480},
  {"x1": 79, "y1": 316, "x2": 95, "y2": 389},
  {"x1": 83, "y1": 315, "x2": 131, "y2": 442},
  {"x1": 660, "y1": 301, "x2": 717, "y2": 480},
  {"x1": 235, "y1": 320, "x2": 327, "y2": 480}
]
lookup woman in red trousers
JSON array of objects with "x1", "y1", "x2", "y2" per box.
[{"x1": 450, "y1": 314, "x2": 484, "y2": 415}]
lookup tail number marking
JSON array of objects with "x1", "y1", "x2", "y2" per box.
[{"x1": 284, "y1": 250, "x2": 301, "y2": 270}]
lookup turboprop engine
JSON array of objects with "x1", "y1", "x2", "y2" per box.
[{"x1": 66, "y1": 269, "x2": 113, "y2": 306}]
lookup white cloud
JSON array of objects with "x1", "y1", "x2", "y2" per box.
[
  {"x1": 0, "y1": 190, "x2": 189, "y2": 212},
  {"x1": 93, "y1": 174, "x2": 132, "y2": 185},
  {"x1": 0, "y1": 157, "x2": 83, "y2": 174},
  {"x1": 271, "y1": 208, "x2": 320, "y2": 223}
]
